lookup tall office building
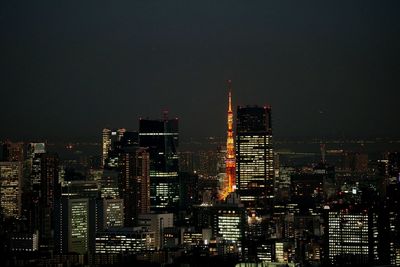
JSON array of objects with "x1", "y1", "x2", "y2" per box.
[
  {"x1": 139, "y1": 115, "x2": 179, "y2": 212},
  {"x1": 102, "y1": 128, "x2": 126, "y2": 167},
  {"x1": 326, "y1": 208, "x2": 379, "y2": 265},
  {"x1": 56, "y1": 197, "x2": 97, "y2": 255},
  {"x1": 236, "y1": 105, "x2": 274, "y2": 207},
  {"x1": 0, "y1": 162, "x2": 22, "y2": 218},
  {"x1": 212, "y1": 193, "x2": 246, "y2": 255},
  {"x1": 382, "y1": 183, "x2": 400, "y2": 265},
  {"x1": 29, "y1": 143, "x2": 46, "y2": 187},
  {"x1": 39, "y1": 153, "x2": 59, "y2": 250},
  {"x1": 388, "y1": 152, "x2": 400, "y2": 179},
  {"x1": 99, "y1": 198, "x2": 124, "y2": 229},
  {"x1": 119, "y1": 146, "x2": 150, "y2": 226}
]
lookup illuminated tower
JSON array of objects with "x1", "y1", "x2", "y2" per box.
[{"x1": 223, "y1": 80, "x2": 236, "y2": 198}]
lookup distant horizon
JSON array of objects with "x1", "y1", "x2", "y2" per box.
[{"x1": 2, "y1": 133, "x2": 400, "y2": 144}]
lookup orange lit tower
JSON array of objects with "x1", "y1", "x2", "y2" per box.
[{"x1": 224, "y1": 80, "x2": 236, "y2": 198}]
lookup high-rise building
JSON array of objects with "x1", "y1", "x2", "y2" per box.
[
  {"x1": 56, "y1": 197, "x2": 97, "y2": 254},
  {"x1": 382, "y1": 183, "x2": 400, "y2": 265},
  {"x1": 236, "y1": 105, "x2": 274, "y2": 208},
  {"x1": 2, "y1": 141, "x2": 24, "y2": 162},
  {"x1": 325, "y1": 208, "x2": 379, "y2": 265},
  {"x1": 39, "y1": 153, "x2": 59, "y2": 250},
  {"x1": 99, "y1": 198, "x2": 124, "y2": 230},
  {"x1": 29, "y1": 143, "x2": 46, "y2": 188},
  {"x1": 119, "y1": 147, "x2": 150, "y2": 226},
  {"x1": 102, "y1": 128, "x2": 126, "y2": 167},
  {"x1": 101, "y1": 129, "x2": 150, "y2": 226},
  {"x1": 212, "y1": 193, "x2": 246, "y2": 255},
  {"x1": 139, "y1": 115, "x2": 179, "y2": 212},
  {"x1": 0, "y1": 162, "x2": 22, "y2": 218},
  {"x1": 388, "y1": 152, "x2": 400, "y2": 180}
]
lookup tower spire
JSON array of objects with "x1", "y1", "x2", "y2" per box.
[
  {"x1": 228, "y1": 80, "x2": 232, "y2": 113},
  {"x1": 220, "y1": 80, "x2": 236, "y2": 200}
]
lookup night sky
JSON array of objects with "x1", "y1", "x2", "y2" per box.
[{"x1": 1, "y1": 1, "x2": 400, "y2": 141}]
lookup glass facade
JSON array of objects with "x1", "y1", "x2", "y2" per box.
[
  {"x1": 139, "y1": 118, "x2": 179, "y2": 211},
  {"x1": 236, "y1": 106, "x2": 274, "y2": 207}
]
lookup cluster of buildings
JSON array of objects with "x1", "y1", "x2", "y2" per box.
[{"x1": 0, "y1": 88, "x2": 400, "y2": 267}]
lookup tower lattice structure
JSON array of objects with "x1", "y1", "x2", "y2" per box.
[{"x1": 221, "y1": 80, "x2": 236, "y2": 199}]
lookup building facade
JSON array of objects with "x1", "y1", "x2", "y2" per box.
[
  {"x1": 0, "y1": 161, "x2": 22, "y2": 218},
  {"x1": 236, "y1": 106, "x2": 274, "y2": 208},
  {"x1": 139, "y1": 117, "x2": 179, "y2": 212}
]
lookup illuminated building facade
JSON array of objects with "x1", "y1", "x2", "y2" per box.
[
  {"x1": 139, "y1": 116, "x2": 179, "y2": 212},
  {"x1": 138, "y1": 213, "x2": 174, "y2": 249},
  {"x1": 326, "y1": 209, "x2": 379, "y2": 265},
  {"x1": 102, "y1": 128, "x2": 126, "y2": 167},
  {"x1": 0, "y1": 161, "x2": 22, "y2": 218},
  {"x1": 29, "y1": 143, "x2": 46, "y2": 187},
  {"x1": 56, "y1": 197, "x2": 97, "y2": 255},
  {"x1": 10, "y1": 232, "x2": 39, "y2": 252},
  {"x1": 100, "y1": 169, "x2": 120, "y2": 199},
  {"x1": 212, "y1": 193, "x2": 246, "y2": 255},
  {"x1": 69, "y1": 198, "x2": 90, "y2": 254},
  {"x1": 236, "y1": 105, "x2": 274, "y2": 207},
  {"x1": 182, "y1": 231, "x2": 204, "y2": 246},
  {"x1": 95, "y1": 228, "x2": 155, "y2": 254},
  {"x1": 100, "y1": 199, "x2": 124, "y2": 229},
  {"x1": 221, "y1": 81, "x2": 236, "y2": 199}
]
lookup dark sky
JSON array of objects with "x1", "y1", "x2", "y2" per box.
[{"x1": 1, "y1": 0, "x2": 400, "y2": 141}]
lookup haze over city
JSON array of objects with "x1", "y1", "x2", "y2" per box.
[{"x1": 1, "y1": 0, "x2": 400, "y2": 140}]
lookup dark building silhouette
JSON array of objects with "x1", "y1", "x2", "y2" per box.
[
  {"x1": 120, "y1": 147, "x2": 150, "y2": 226},
  {"x1": 139, "y1": 116, "x2": 179, "y2": 213},
  {"x1": 388, "y1": 152, "x2": 400, "y2": 179},
  {"x1": 38, "y1": 153, "x2": 59, "y2": 252},
  {"x1": 2, "y1": 141, "x2": 24, "y2": 162}
]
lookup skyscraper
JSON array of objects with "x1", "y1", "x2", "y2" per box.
[
  {"x1": 120, "y1": 147, "x2": 150, "y2": 226},
  {"x1": 236, "y1": 105, "x2": 274, "y2": 208},
  {"x1": 325, "y1": 208, "x2": 379, "y2": 265},
  {"x1": 102, "y1": 128, "x2": 126, "y2": 167},
  {"x1": 0, "y1": 161, "x2": 22, "y2": 218},
  {"x1": 56, "y1": 197, "x2": 97, "y2": 255},
  {"x1": 139, "y1": 115, "x2": 179, "y2": 212},
  {"x1": 99, "y1": 198, "x2": 124, "y2": 229},
  {"x1": 39, "y1": 153, "x2": 59, "y2": 250}
]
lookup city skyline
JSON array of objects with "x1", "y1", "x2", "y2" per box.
[
  {"x1": 1, "y1": 2, "x2": 400, "y2": 266},
  {"x1": 1, "y1": 1, "x2": 400, "y2": 141}
]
